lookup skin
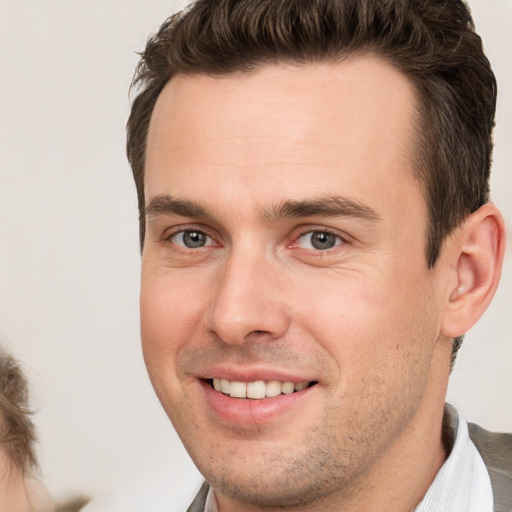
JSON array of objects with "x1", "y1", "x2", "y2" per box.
[
  {"x1": 0, "y1": 452, "x2": 54, "y2": 512},
  {"x1": 140, "y1": 57, "x2": 504, "y2": 511}
]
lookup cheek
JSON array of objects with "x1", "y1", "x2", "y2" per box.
[
  {"x1": 299, "y1": 272, "x2": 440, "y2": 438},
  {"x1": 139, "y1": 277, "x2": 200, "y2": 428},
  {"x1": 139, "y1": 270, "x2": 205, "y2": 383},
  {"x1": 294, "y1": 265, "x2": 438, "y2": 376}
]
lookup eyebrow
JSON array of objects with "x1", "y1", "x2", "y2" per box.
[
  {"x1": 145, "y1": 194, "x2": 380, "y2": 223},
  {"x1": 146, "y1": 195, "x2": 211, "y2": 219},
  {"x1": 263, "y1": 196, "x2": 380, "y2": 223}
]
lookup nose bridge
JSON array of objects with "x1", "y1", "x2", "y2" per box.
[{"x1": 207, "y1": 244, "x2": 289, "y2": 345}]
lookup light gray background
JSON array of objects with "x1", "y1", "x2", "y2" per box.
[{"x1": 0, "y1": 0, "x2": 510, "y2": 504}]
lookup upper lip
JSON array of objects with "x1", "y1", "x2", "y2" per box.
[{"x1": 195, "y1": 365, "x2": 316, "y2": 383}]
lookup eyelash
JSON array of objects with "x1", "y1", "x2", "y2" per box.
[
  {"x1": 164, "y1": 226, "x2": 217, "y2": 250},
  {"x1": 291, "y1": 228, "x2": 347, "y2": 252}
]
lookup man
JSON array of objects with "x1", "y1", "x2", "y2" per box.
[{"x1": 126, "y1": 0, "x2": 512, "y2": 510}]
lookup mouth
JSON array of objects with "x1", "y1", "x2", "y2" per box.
[
  {"x1": 199, "y1": 374, "x2": 319, "y2": 425},
  {"x1": 206, "y1": 378, "x2": 318, "y2": 399}
]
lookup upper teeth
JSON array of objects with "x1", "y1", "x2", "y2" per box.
[{"x1": 212, "y1": 378, "x2": 310, "y2": 399}]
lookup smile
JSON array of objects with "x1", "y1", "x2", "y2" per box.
[
  {"x1": 210, "y1": 378, "x2": 316, "y2": 399},
  {"x1": 200, "y1": 375, "x2": 319, "y2": 425}
]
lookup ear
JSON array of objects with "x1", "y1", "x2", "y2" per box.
[{"x1": 441, "y1": 203, "x2": 506, "y2": 338}]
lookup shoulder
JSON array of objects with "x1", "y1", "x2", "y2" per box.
[
  {"x1": 469, "y1": 422, "x2": 512, "y2": 470},
  {"x1": 468, "y1": 422, "x2": 512, "y2": 511}
]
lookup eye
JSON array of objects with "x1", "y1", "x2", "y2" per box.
[
  {"x1": 170, "y1": 230, "x2": 213, "y2": 249},
  {"x1": 297, "y1": 231, "x2": 343, "y2": 250}
]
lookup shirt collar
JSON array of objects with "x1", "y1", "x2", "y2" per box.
[
  {"x1": 414, "y1": 403, "x2": 493, "y2": 512},
  {"x1": 204, "y1": 484, "x2": 218, "y2": 512}
]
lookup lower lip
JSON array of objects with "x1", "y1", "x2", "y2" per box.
[{"x1": 200, "y1": 380, "x2": 314, "y2": 426}]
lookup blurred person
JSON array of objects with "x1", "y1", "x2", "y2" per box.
[
  {"x1": 0, "y1": 350, "x2": 88, "y2": 512},
  {"x1": 0, "y1": 349, "x2": 53, "y2": 511}
]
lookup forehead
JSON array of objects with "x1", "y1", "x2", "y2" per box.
[{"x1": 145, "y1": 57, "x2": 422, "y2": 218}]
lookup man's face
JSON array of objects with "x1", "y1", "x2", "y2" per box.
[{"x1": 141, "y1": 58, "x2": 451, "y2": 508}]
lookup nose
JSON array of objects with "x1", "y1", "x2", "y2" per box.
[{"x1": 206, "y1": 250, "x2": 290, "y2": 345}]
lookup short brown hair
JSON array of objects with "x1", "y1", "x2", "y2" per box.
[
  {"x1": 127, "y1": 0, "x2": 497, "y2": 362},
  {"x1": 0, "y1": 350, "x2": 37, "y2": 473}
]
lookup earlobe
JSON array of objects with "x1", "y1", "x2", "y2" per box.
[{"x1": 441, "y1": 203, "x2": 506, "y2": 338}]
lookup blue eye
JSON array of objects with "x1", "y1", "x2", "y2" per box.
[
  {"x1": 172, "y1": 230, "x2": 212, "y2": 248},
  {"x1": 298, "y1": 231, "x2": 342, "y2": 250}
]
